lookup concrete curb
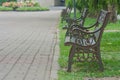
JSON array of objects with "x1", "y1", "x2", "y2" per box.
[{"x1": 50, "y1": 28, "x2": 60, "y2": 80}]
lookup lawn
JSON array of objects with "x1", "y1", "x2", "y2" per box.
[
  {"x1": 58, "y1": 15, "x2": 120, "y2": 80},
  {"x1": 0, "y1": 6, "x2": 49, "y2": 11}
]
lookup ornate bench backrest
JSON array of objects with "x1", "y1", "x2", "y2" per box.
[
  {"x1": 79, "y1": 8, "x2": 88, "y2": 27},
  {"x1": 81, "y1": 8, "x2": 88, "y2": 19},
  {"x1": 61, "y1": 6, "x2": 72, "y2": 22},
  {"x1": 66, "y1": 7, "x2": 72, "y2": 16},
  {"x1": 94, "y1": 10, "x2": 110, "y2": 43}
]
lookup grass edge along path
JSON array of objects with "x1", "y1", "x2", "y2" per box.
[{"x1": 0, "y1": 6, "x2": 49, "y2": 11}]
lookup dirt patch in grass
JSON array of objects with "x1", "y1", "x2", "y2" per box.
[
  {"x1": 105, "y1": 30, "x2": 120, "y2": 32},
  {"x1": 84, "y1": 77, "x2": 120, "y2": 80}
]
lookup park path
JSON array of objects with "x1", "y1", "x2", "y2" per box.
[{"x1": 0, "y1": 11, "x2": 60, "y2": 80}]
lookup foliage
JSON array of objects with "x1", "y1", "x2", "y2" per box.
[
  {"x1": 65, "y1": 0, "x2": 120, "y2": 22},
  {"x1": 117, "y1": 0, "x2": 120, "y2": 13},
  {"x1": 0, "y1": 6, "x2": 13, "y2": 11},
  {"x1": 0, "y1": 0, "x2": 17, "y2": 5},
  {"x1": 65, "y1": 0, "x2": 119, "y2": 12},
  {"x1": 0, "y1": 6, "x2": 49, "y2": 11},
  {"x1": 0, "y1": 1, "x2": 49, "y2": 11},
  {"x1": 76, "y1": 0, "x2": 89, "y2": 11},
  {"x1": 16, "y1": 7, "x2": 49, "y2": 11},
  {"x1": 2, "y1": 1, "x2": 40, "y2": 8},
  {"x1": 65, "y1": 0, "x2": 73, "y2": 8}
]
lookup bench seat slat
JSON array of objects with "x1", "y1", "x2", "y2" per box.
[{"x1": 64, "y1": 36, "x2": 96, "y2": 46}]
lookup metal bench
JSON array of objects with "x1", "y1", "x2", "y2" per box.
[
  {"x1": 62, "y1": 8, "x2": 88, "y2": 29},
  {"x1": 64, "y1": 8, "x2": 88, "y2": 43},
  {"x1": 61, "y1": 6, "x2": 72, "y2": 23},
  {"x1": 64, "y1": 10, "x2": 110, "y2": 72}
]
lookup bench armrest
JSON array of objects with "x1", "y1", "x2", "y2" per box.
[
  {"x1": 66, "y1": 17, "x2": 82, "y2": 22},
  {"x1": 71, "y1": 22, "x2": 98, "y2": 30},
  {"x1": 82, "y1": 22, "x2": 98, "y2": 29},
  {"x1": 72, "y1": 25, "x2": 103, "y2": 34}
]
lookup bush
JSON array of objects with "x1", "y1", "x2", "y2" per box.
[
  {"x1": 0, "y1": 1, "x2": 49, "y2": 11},
  {"x1": 16, "y1": 7, "x2": 49, "y2": 11},
  {"x1": 0, "y1": 6, "x2": 13, "y2": 11},
  {"x1": 33, "y1": 2, "x2": 40, "y2": 7},
  {"x1": 0, "y1": 0, "x2": 17, "y2": 5},
  {"x1": 2, "y1": 1, "x2": 40, "y2": 8},
  {"x1": 65, "y1": 0, "x2": 73, "y2": 8}
]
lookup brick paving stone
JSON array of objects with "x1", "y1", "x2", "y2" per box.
[{"x1": 0, "y1": 10, "x2": 60, "y2": 80}]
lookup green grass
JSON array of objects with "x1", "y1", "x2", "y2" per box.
[
  {"x1": 0, "y1": 6, "x2": 49, "y2": 11},
  {"x1": 106, "y1": 21, "x2": 120, "y2": 30},
  {"x1": 0, "y1": 6, "x2": 13, "y2": 11},
  {"x1": 16, "y1": 7, "x2": 49, "y2": 11},
  {"x1": 58, "y1": 17, "x2": 120, "y2": 80},
  {"x1": 101, "y1": 32, "x2": 120, "y2": 52}
]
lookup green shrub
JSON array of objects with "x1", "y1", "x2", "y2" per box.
[
  {"x1": 1, "y1": 1, "x2": 49, "y2": 11},
  {"x1": 0, "y1": 0, "x2": 17, "y2": 5},
  {"x1": 0, "y1": 6, "x2": 13, "y2": 11},
  {"x1": 2, "y1": 1, "x2": 40, "y2": 8},
  {"x1": 33, "y1": 2, "x2": 40, "y2": 7},
  {"x1": 16, "y1": 7, "x2": 49, "y2": 11},
  {"x1": 65, "y1": 0, "x2": 73, "y2": 8}
]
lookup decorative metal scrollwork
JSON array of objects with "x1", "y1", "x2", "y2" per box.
[{"x1": 73, "y1": 47, "x2": 97, "y2": 62}]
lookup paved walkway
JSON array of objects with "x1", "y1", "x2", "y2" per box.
[{"x1": 0, "y1": 10, "x2": 60, "y2": 80}]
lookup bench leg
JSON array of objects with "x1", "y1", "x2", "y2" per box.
[
  {"x1": 65, "y1": 29, "x2": 69, "y2": 36},
  {"x1": 67, "y1": 45, "x2": 76, "y2": 72},
  {"x1": 96, "y1": 47, "x2": 104, "y2": 71},
  {"x1": 97, "y1": 53, "x2": 104, "y2": 71}
]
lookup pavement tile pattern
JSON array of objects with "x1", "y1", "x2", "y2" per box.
[{"x1": 0, "y1": 11, "x2": 60, "y2": 80}]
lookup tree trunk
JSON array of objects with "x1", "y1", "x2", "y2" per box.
[{"x1": 107, "y1": 4, "x2": 117, "y2": 23}]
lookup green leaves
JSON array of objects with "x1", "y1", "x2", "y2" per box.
[{"x1": 0, "y1": 0, "x2": 17, "y2": 5}]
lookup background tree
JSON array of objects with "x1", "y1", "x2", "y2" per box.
[
  {"x1": 65, "y1": 0, "x2": 73, "y2": 8},
  {"x1": 107, "y1": 0, "x2": 118, "y2": 22},
  {"x1": 65, "y1": 0, "x2": 120, "y2": 22}
]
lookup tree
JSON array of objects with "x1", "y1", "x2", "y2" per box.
[
  {"x1": 107, "y1": 0, "x2": 117, "y2": 22},
  {"x1": 90, "y1": 0, "x2": 118, "y2": 22},
  {"x1": 66, "y1": 0, "x2": 120, "y2": 22}
]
